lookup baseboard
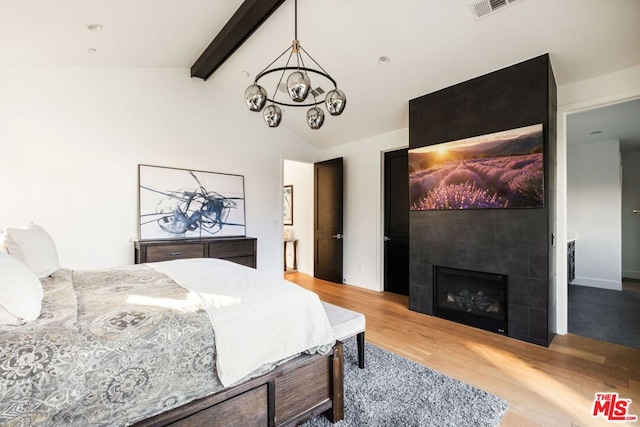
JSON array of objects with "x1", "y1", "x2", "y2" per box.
[
  {"x1": 342, "y1": 275, "x2": 381, "y2": 292},
  {"x1": 622, "y1": 270, "x2": 640, "y2": 280},
  {"x1": 571, "y1": 277, "x2": 622, "y2": 291}
]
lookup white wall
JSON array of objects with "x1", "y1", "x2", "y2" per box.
[
  {"x1": 622, "y1": 151, "x2": 640, "y2": 279},
  {"x1": 283, "y1": 160, "x2": 313, "y2": 275},
  {"x1": 558, "y1": 66, "x2": 640, "y2": 107},
  {"x1": 318, "y1": 128, "x2": 408, "y2": 291},
  {"x1": 0, "y1": 66, "x2": 318, "y2": 275},
  {"x1": 567, "y1": 140, "x2": 622, "y2": 290}
]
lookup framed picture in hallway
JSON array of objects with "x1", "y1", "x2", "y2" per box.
[{"x1": 283, "y1": 185, "x2": 293, "y2": 225}]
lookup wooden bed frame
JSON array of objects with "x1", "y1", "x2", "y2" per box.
[{"x1": 134, "y1": 342, "x2": 344, "y2": 427}]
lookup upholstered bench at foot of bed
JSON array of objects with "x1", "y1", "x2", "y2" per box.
[{"x1": 321, "y1": 301, "x2": 366, "y2": 369}]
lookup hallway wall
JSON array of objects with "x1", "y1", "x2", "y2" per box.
[
  {"x1": 567, "y1": 139, "x2": 622, "y2": 290},
  {"x1": 622, "y1": 151, "x2": 640, "y2": 279}
]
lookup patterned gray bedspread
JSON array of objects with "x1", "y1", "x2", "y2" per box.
[{"x1": 0, "y1": 265, "x2": 224, "y2": 426}]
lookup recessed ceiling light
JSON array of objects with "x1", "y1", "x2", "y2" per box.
[
  {"x1": 590, "y1": 130, "x2": 603, "y2": 135},
  {"x1": 87, "y1": 48, "x2": 97, "y2": 53},
  {"x1": 240, "y1": 70, "x2": 250, "y2": 78},
  {"x1": 378, "y1": 56, "x2": 390, "y2": 65},
  {"x1": 87, "y1": 23, "x2": 103, "y2": 32}
]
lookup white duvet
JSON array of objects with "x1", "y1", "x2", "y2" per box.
[{"x1": 149, "y1": 258, "x2": 335, "y2": 387}]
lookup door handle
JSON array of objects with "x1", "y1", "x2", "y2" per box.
[
  {"x1": 332, "y1": 234, "x2": 343, "y2": 240},
  {"x1": 384, "y1": 236, "x2": 391, "y2": 242}
]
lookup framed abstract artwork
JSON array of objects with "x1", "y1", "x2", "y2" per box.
[
  {"x1": 283, "y1": 185, "x2": 293, "y2": 226},
  {"x1": 138, "y1": 164, "x2": 246, "y2": 240}
]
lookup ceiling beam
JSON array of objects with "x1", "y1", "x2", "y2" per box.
[{"x1": 191, "y1": 0, "x2": 287, "y2": 81}]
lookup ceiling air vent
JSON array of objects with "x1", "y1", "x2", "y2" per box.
[
  {"x1": 278, "y1": 84, "x2": 325, "y2": 98},
  {"x1": 470, "y1": 0, "x2": 520, "y2": 20}
]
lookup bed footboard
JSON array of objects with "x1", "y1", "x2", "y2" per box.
[{"x1": 135, "y1": 342, "x2": 344, "y2": 427}]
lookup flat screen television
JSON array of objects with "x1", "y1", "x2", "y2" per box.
[{"x1": 409, "y1": 123, "x2": 543, "y2": 210}]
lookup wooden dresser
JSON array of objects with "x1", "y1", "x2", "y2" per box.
[{"x1": 134, "y1": 237, "x2": 257, "y2": 268}]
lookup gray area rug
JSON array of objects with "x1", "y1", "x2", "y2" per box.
[{"x1": 303, "y1": 337, "x2": 508, "y2": 427}]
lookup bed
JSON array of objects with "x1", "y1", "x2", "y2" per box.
[{"x1": 0, "y1": 224, "x2": 344, "y2": 426}]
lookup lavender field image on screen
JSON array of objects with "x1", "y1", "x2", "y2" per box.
[{"x1": 409, "y1": 124, "x2": 543, "y2": 210}]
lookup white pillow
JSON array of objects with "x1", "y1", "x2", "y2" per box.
[
  {"x1": 3, "y1": 223, "x2": 60, "y2": 278},
  {"x1": 0, "y1": 253, "x2": 43, "y2": 324}
]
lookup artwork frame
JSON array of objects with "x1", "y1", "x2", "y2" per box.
[
  {"x1": 138, "y1": 164, "x2": 246, "y2": 240},
  {"x1": 283, "y1": 185, "x2": 294, "y2": 226},
  {"x1": 408, "y1": 124, "x2": 544, "y2": 211}
]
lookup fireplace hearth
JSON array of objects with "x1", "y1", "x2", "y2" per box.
[{"x1": 433, "y1": 266, "x2": 508, "y2": 335}]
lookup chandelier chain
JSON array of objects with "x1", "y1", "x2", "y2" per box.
[{"x1": 294, "y1": 0, "x2": 298, "y2": 41}]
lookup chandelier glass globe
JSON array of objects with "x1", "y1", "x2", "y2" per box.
[
  {"x1": 244, "y1": 84, "x2": 267, "y2": 112},
  {"x1": 263, "y1": 105, "x2": 282, "y2": 127},
  {"x1": 287, "y1": 71, "x2": 311, "y2": 102},
  {"x1": 306, "y1": 107, "x2": 325, "y2": 130},
  {"x1": 325, "y1": 89, "x2": 347, "y2": 116}
]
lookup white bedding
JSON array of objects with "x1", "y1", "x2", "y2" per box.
[{"x1": 149, "y1": 258, "x2": 335, "y2": 387}]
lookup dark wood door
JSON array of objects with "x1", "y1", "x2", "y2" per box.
[
  {"x1": 314, "y1": 158, "x2": 344, "y2": 283},
  {"x1": 384, "y1": 149, "x2": 409, "y2": 295}
]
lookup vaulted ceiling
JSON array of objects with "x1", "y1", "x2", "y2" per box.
[{"x1": 1, "y1": 0, "x2": 639, "y2": 149}]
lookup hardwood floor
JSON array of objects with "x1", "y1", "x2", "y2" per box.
[{"x1": 288, "y1": 272, "x2": 640, "y2": 427}]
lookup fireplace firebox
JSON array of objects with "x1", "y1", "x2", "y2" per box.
[{"x1": 433, "y1": 266, "x2": 508, "y2": 335}]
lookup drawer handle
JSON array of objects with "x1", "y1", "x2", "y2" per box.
[{"x1": 170, "y1": 252, "x2": 184, "y2": 256}]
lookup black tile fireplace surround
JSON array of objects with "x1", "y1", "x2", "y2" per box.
[
  {"x1": 407, "y1": 55, "x2": 556, "y2": 346},
  {"x1": 408, "y1": 208, "x2": 551, "y2": 346},
  {"x1": 433, "y1": 266, "x2": 508, "y2": 335}
]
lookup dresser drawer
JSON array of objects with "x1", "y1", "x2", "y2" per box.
[
  {"x1": 135, "y1": 238, "x2": 256, "y2": 267},
  {"x1": 145, "y1": 243, "x2": 205, "y2": 262},
  {"x1": 209, "y1": 240, "x2": 255, "y2": 258}
]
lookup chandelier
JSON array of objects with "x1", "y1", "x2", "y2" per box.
[{"x1": 244, "y1": 0, "x2": 346, "y2": 130}]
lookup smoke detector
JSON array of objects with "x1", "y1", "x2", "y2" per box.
[{"x1": 470, "y1": 0, "x2": 521, "y2": 20}]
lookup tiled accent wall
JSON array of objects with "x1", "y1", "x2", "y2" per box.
[
  {"x1": 408, "y1": 55, "x2": 557, "y2": 346},
  {"x1": 409, "y1": 209, "x2": 549, "y2": 344}
]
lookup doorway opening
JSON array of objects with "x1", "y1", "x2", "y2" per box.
[
  {"x1": 283, "y1": 158, "x2": 344, "y2": 283},
  {"x1": 566, "y1": 97, "x2": 640, "y2": 349},
  {"x1": 283, "y1": 160, "x2": 314, "y2": 276}
]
